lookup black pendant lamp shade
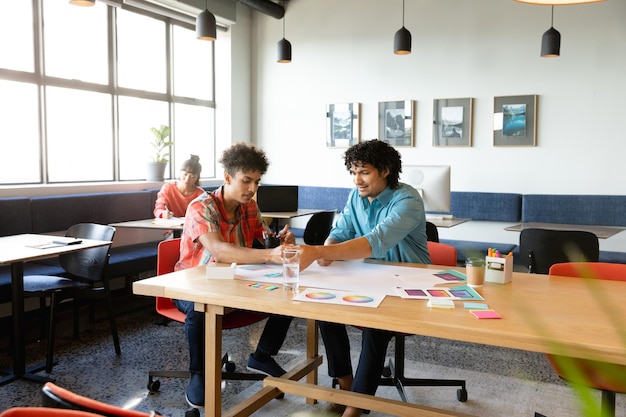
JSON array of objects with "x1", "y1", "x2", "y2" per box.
[
  {"x1": 277, "y1": 38, "x2": 292, "y2": 63},
  {"x1": 277, "y1": 1, "x2": 291, "y2": 63},
  {"x1": 394, "y1": 0, "x2": 411, "y2": 55},
  {"x1": 394, "y1": 26, "x2": 412, "y2": 55},
  {"x1": 196, "y1": 1, "x2": 217, "y2": 41},
  {"x1": 541, "y1": 6, "x2": 560, "y2": 57},
  {"x1": 69, "y1": 0, "x2": 95, "y2": 5}
]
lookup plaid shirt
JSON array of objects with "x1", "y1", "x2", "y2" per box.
[{"x1": 174, "y1": 186, "x2": 266, "y2": 271}]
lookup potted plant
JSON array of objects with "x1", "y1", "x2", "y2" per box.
[{"x1": 146, "y1": 124, "x2": 173, "y2": 181}]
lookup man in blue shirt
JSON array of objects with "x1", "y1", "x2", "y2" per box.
[{"x1": 298, "y1": 139, "x2": 430, "y2": 417}]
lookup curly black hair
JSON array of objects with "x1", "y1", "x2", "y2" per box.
[
  {"x1": 343, "y1": 139, "x2": 402, "y2": 189},
  {"x1": 219, "y1": 142, "x2": 269, "y2": 176}
]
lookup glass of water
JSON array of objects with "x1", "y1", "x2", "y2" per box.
[{"x1": 281, "y1": 248, "x2": 300, "y2": 291}]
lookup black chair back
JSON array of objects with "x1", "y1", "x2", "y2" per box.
[
  {"x1": 519, "y1": 228, "x2": 599, "y2": 274},
  {"x1": 303, "y1": 211, "x2": 335, "y2": 245},
  {"x1": 59, "y1": 223, "x2": 115, "y2": 282},
  {"x1": 426, "y1": 221, "x2": 439, "y2": 242}
]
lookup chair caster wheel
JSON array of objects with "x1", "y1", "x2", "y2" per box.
[
  {"x1": 147, "y1": 378, "x2": 160, "y2": 393},
  {"x1": 381, "y1": 366, "x2": 392, "y2": 378},
  {"x1": 185, "y1": 408, "x2": 200, "y2": 417},
  {"x1": 457, "y1": 387, "x2": 468, "y2": 402},
  {"x1": 225, "y1": 361, "x2": 236, "y2": 373}
]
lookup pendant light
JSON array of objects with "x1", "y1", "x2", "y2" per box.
[
  {"x1": 277, "y1": 1, "x2": 291, "y2": 63},
  {"x1": 394, "y1": 0, "x2": 411, "y2": 55},
  {"x1": 69, "y1": 0, "x2": 95, "y2": 6},
  {"x1": 541, "y1": 6, "x2": 561, "y2": 57},
  {"x1": 515, "y1": 0, "x2": 605, "y2": 4},
  {"x1": 196, "y1": 0, "x2": 216, "y2": 41}
]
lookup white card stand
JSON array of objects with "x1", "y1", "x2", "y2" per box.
[
  {"x1": 485, "y1": 256, "x2": 513, "y2": 284},
  {"x1": 205, "y1": 262, "x2": 236, "y2": 280}
]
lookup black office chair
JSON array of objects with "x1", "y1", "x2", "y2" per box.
[
  {"x1": 519, "y1": 228, "x2": 599, "y2": 274},
  {"x1": 379, "y1": 241, "x2": 467, "y2": 403},
  {"x1": 303, "y1": 210, "x2": 335, "y2": 245},
  {"x1": 22, "y1": 223, "x2": 119, "y2": 373},
  {"x1": 425, "y1": 221, "x2": 439, "y2": 243}
]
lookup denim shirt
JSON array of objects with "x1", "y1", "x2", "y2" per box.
[{"x1": 328, "y1": 183, "x2": 430, "y2": 264}]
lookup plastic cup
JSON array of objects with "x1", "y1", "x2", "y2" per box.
[
  {"x1": 281, "y1": 248, "x2": 300, "y2": 291},
  {"x1": 465, "y1": 257, "x2": 486, "y2": 287}
]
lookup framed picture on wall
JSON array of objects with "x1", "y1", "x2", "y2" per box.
[
  {"x1": 432, "y1": 98, "x2": 473, "y2": 147},
  {"x1": 493, "y1": 95, "x2": 537, "y2": 147},
  {"x1": 326, "y1": 103, "x2": 360, "y2": 148},
  {"x1": 378, "y1": 100, "x2": 415, "y2": 147}
]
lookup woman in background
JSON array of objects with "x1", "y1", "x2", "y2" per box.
[{"x1": 153, "y1": 154, "x2": 204, "y2": 219}]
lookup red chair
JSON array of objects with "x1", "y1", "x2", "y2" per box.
[
  {"x1": 547, "y1": 262, "x2": 626, "y2": 417},
  {"x1": 40, "y1": 382, "x2": 157, "y2": 417},
  {"x1": 378, "y1": 241, "x2": 468, "y2": 402},
  {"x1": 147, "y1": 238, "x2": 268, "y2": 393}
]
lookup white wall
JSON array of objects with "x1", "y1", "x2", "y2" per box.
[{"x1": 246, "y1": 0, "x2": 626, "y2": 195}]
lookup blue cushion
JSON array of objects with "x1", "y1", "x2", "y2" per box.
[
  {"x1": 298, "y1": 186, "x2": 351, "y2": 212},
  {"x1": 0, "y1": 197, "x2": 32, "y2": 237},
  {"x1": 449, "y1": 192, "x2": 522, "y2": 222},
  {"x1": 0, "y1": 263, "x2": 67, "y2": 304},
  {"x1": 522, "y1": 194, "x2": 626, "y2": 227},
  {"x1": 106, "y1": 242, "x2": 159, "y2": 279}
]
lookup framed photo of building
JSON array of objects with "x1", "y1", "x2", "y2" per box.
[
  {"x1": 433, "y1": 98, "x2": 473, "y2": 147},
  {"x1": 378, "y1": 100, "x2": 415, "y2": 147},
  {"x1": 326, "y1": 103, "x2": 360, "y2": 148},
  {"x1": 493, "y1": 95, "x2": 537, "y2": 146}
]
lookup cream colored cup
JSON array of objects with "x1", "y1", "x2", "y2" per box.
[{"x1": 465, "y1": 257, "x2": 486, "y2": 287}]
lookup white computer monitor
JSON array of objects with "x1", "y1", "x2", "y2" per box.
[{"x1": 399, "y1": 165, "x2": 451, "y2": 212}]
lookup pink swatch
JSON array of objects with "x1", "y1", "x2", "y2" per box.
[{"x1": 470, "y1": 309, "x2": 501, "y2": 319}]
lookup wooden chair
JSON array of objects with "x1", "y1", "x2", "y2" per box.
[
  {"x1": 22, "y1": 223, "x2": 119, "y2": 373},
  {"x1": 146, "y1": 238, "x2": 267, "y2": 394},
  {"x1": 379, "y1": 241, "x2": 468, "y2": 402},
  {"x1": 519, "y1": 228, "x2": 599, "y2": 274},
  {"x1": 547, "y1": 262, "x2": 626, "y2": 417}
]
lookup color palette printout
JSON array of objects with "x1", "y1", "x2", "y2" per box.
[
  {"x1": 394, "y1": 284, "x2": 483, "y2": 301},
  {"x1": 294, "y1": 288, "x2": 384, "y2": 308}
]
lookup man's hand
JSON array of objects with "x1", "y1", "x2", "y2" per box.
[{"x1": 277, "y1": 224, "x2": 296, "y2": 245}]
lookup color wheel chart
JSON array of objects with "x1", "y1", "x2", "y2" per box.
[{"x1": 296, "y1": 288, "x2": 383, "y2": 308}]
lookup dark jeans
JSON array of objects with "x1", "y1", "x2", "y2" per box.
[
  {"x1": 173, "y1": 299, "x2": 292, "y2": 373},
  {"x1": 318, "y1": 321, "x2": 394, "y2": 396}
]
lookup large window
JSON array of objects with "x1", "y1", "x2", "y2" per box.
[{"x1": 0, "y1": 1, "x2": 216, "y2": 185}]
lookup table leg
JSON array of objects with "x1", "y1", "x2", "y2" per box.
[
  {"x1": 305, "y1": 319, "x2": 318, "y2": 405},
  {"x1": 203, "y1": 303, "x2": 225, "y2": 417},
  {"x1": 0, "y1": 262, "x2": 54, "y2": 386}
]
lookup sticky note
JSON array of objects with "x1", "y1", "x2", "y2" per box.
[
  {"x1": 464, "y1": 302, "x2": 489, "y2": 310},
  {"x1": 427, "y1": 299, "x2": 455, "y2": 309},
  {"x1": 470, "y1": 309, "x2": 501, "y2": 319}
]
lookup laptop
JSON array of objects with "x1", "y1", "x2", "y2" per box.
[{"x1": 256, "y1": 185, "x2": 299, "y2": 212}]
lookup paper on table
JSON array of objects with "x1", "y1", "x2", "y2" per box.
[
  {"x1": 152, "y1": 217, "x2": 185, "y2": 227},
  {"x1": 294, "y1": 287, "x2": 384, "y2": 308}
]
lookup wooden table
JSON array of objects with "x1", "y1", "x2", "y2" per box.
[
  {"x1": 133, "y1": 261, "x2": 626, "y2": 417},
  {"x1": 0, "y1": 234, "x2": 112, "y2": 386},
  {"x1": 109, "y1": 218, "x2": 185, "y2": 238}
]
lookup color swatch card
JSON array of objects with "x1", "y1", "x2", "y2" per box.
[
  {"x1": 433, "y1": 269, "x2": 466, "y2": 282},
  {"x1": 394, "y1": 285, "x2": 483, "y2": 301},
  {"x1": 294, "y1": 288, "x2": 384, "y2": 308}
]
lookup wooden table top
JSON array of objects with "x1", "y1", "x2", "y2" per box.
[{"x1": 133, "y1": 261, "x2": 626, "y2": 367}]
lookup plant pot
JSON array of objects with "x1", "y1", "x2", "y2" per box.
[{"x1": 146, "y1": 162, "x2": 167, "y2": 182}]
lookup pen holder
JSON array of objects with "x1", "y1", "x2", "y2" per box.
[{"x1": 485, "y1": 255, "x2": 513, "y2": 284}]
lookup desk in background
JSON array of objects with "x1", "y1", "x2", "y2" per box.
[
  {"x1": 0, "y1": 234, "x2": 112, "y2": 386},
  {"x1": 133, "y1": 261, "x2": 626, "y2": 417},
  {"x1": 504, "y1": 222, "x2": 625, "y2": 239},
  {"x1": 109, "y1": 218, "x2": 184, "y2": 238},
  {"x1": 262, "y1": 208, "x2": 326, "y2": 232}
]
